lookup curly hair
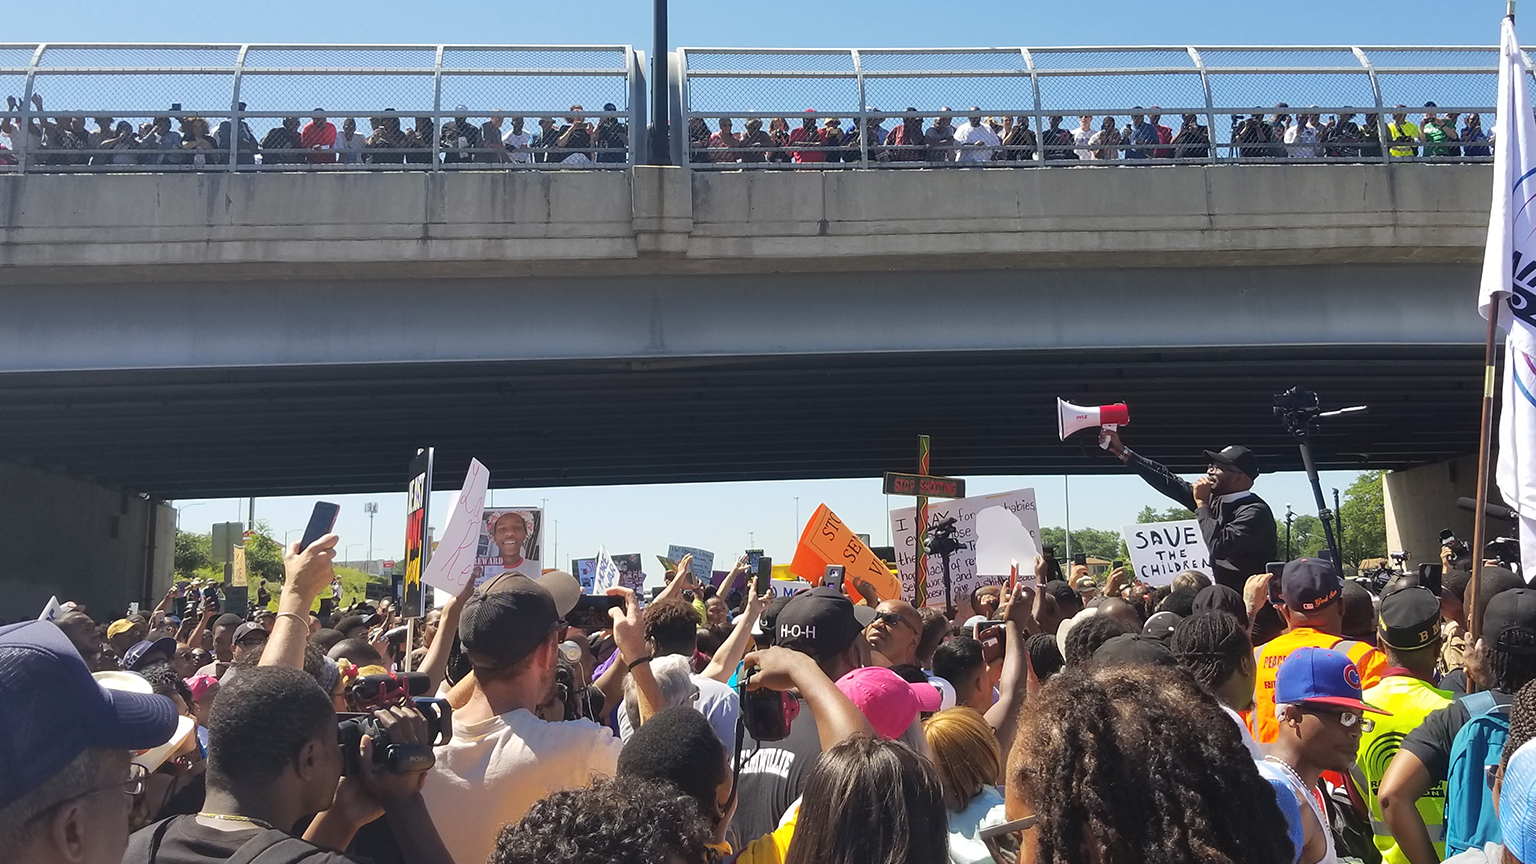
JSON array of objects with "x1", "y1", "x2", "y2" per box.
[
  {"x1": 1025, "y1": 633, "x2": 1065, "y2": 682},
  {"x1": 1492, "y1": 628, "x2": 1536, "y2": 698},
  {"x1": 1063, "y1": 614, "x2": 1133, "y2": 667},
  {"x1": 784, "y1": 737, "x2": 948, "y2": 864},
  {"x1": 491, "y1": 777, "x2": 716, "y2": 864},
  {"x1": 645, "y1": 600, "x2": 702, "y2": 655},
  {"x1": 1500, "y1": 678, "x2": 1536, "y2": 778},
  {"x1": 1009, "y1": 665, "x2": 1293, "y2": 864},
  {"x1": 1169, "y1": 612, "x2": 1250, "y2": 692}
]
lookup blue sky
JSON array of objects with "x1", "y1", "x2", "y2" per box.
[
  {"x1": 11, "y1": 1, "x2": 1505, "y2": 48},
  {"x1": 35, "y1": 1, "x2": 1484, "y2": 584}
]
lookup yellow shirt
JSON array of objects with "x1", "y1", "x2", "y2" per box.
[
  {"x1": 1388, "y1": 121, "x2": 1421, "y2": 157},
  {"x1": 1251, "y1": 626, "x2": 1388, "y2": 744},
  {"x1": 1353, "y1": 674, "x2": 1453, "y2": 864},
  {"x1": 727, "y1": 806, "x2": 798, "y2": 864}
]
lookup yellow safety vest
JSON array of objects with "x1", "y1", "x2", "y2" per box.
[{"x1": 1353, "y1": 673, "x2": 1453, "y2": 864}]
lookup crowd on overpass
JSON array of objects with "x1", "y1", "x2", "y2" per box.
[
  {"x1": 7, "y1": 431, "x2": 1536, "y2": 864},
  {"x1": 0, "y1": 95, "x2": 1495, "y2": 170}
]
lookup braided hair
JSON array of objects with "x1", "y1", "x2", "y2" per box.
[
  {"x1": 1491, "y1": 629, "x2": 1536, "y2": 696},
  {"x1": 1169, "y1": 612, "x2": 1251, "y2": 692},
  {"x1": 1499, "y1": 677, "x2": 1536, "y2": 777},
  {"x1": 1009, "y1": 665, "x2": 1293, "y2": 864}
]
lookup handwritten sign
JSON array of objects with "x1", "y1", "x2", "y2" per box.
[
  {"x1": 667, "y1": 545, "x2": 715, "y2": 585},
  {"x1": 612, "y1": 554, "x2": 645, "y2": 593},
  {"x1": 421, "y1": 459, "x2": 490, "y2": 594},
  {"x1": 789, "y1": 504, "x2": 902, "y2": 601},
  {"x1": 1122, "y1": 520, "x2": 1211, "y2": 587},
  {"x1": 572, "y1": 558, "x2": 598, "y2": 592},
  {"x1": 891, "y1": 489, "x2": 1040, "y2": 609},
  {"x1": 593, "y1": 547, "x2": 623, "y2": 593}
]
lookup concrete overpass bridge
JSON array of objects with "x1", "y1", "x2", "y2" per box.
[{"x1": 0, "y1": 42, "x2": 1505, "y2": 614}]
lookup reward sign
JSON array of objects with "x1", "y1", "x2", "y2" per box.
[
  {"x1": 891, "y1": 489, "x2": 1040, "y2": 609},
  {"x1": 1121, "y1": 520, "x2": 1211, "y2": 586},
  {"x1": 789, "y1": 504, "x2": 901, "y2": 601}
]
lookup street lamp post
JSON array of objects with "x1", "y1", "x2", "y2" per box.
[
  {"x1": 346, "y1": 543, "x2": 365, "y2": 568},
  {"x1": 650, "y1": 0, "x2": 670, "y2": 165},
  {"x1": 284, "y1": 528, "x2": 301, "y2": 547},
  {"x1": 175, "y1": 502, "x2": 205, "y2": 531},
  {"x1": 364, "y1": 502, "x2": 379, "y2": 573},
  {"x1": 1285, "y1": 504, "x2": 1294, "y2": 560}
]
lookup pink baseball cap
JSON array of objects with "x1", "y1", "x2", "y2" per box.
[
  {"x1": 184, "y1": 674, "x2": 219, "y2": 702},
  {"x1": 835, "y1": 667, "x2": 944, "y2": 739}
]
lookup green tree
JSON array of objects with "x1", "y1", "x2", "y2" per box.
[
  {"x1": 1136, "y1": 505, "x2": 1196, "y2": 523},
  {"x1": 174, "y1": 530, "x2": 211, "y2": 579},
  {"x1": 1276, "y1": 513, "x2": 1329, "y2": 560},
  {"x1": 1039, "y1": 526, "x2": 1128, "y2": 562},
  {"x1": 1338, "y1": 471, "x2": 1387, "y2": 566},
  {"x1": 242, "y1": 521, "x2": 285, "y2": 587}
]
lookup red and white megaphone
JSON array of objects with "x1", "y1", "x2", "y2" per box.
[{"x1": 1057, "y1": 398, "x2": 1130, "y2": 448}]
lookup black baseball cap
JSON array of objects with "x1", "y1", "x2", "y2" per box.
[
  {"x1": 753, "y1": 594, "x2": 796, "y2": 643},
  {"x1": 1142, "y1": 611, "x2": 1184, "y2": 641},
  {"x1": 123, "y1": 636, "x2": 177, "y2": 671},
  {"x1": 1192, "y1": 584, "x2": 1247, "y2": 621},
  {"x1": 459, "y1": 572, "x2": 580, "y2": 670},
  {"x1": 1093, "y1": 633, "x2": 1178, "y2": 667},
  {"x1": 1203, "y1": 445, "x2": 1261, "y2": 479},
  {"x1": 776, "y1": 587, "x2": 860, "y2": 660},
  {"x1": 1378, "y1": 587, "x2": 1442, "y2": 651},
  {"x1": 0, "y1": 622, "x2": 178, "y2": 810},
  {"x1": 1484, "y1": 588, "x2": 1536, "y2": 655},
  {"x1": 1281, "y1": 558, "x2": 1342, "y2": 612},
  {"x1": 233, "y1": 623, "x2": 268, "y2": 645},
  {"x1": 1042, "y1": 579, "x2": 1080, "y2": 608}
]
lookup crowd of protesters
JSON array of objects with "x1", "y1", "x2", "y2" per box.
[
  {"x1": 8, "y1": 440, "x2": 1536, "y2": 864},
  {"x1": 1, "y1": 93, "x2": 1496, "y2": 171}
]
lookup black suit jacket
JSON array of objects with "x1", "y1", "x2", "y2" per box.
[{"x1": 1125, "y1": 450, "x2": 1278, "y2": 592}]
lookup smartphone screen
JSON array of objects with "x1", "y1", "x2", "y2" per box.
[
  {"x1": 1265, "y1": 561, "x2": 1285, "y2": 605},
  {"x1": 299, "y1": 502, "x2": 340, "y2": 552},
  {"x1": 1419, "y1": 563, "x2": 1443, "y2": 597},
  {"x1": 824, "y1": 565, "x2": 846, "y2": 592},
  {"x1": 754, "y1": 556, "x2": 773, "y2": 596},
  {"x1": 1072, "y1": 553, "x2": 1088, "y2": 567},
  {"x1": 746, "y1": 550, "x2": 764, "y2": 576}
]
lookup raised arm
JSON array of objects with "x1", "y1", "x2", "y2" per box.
[
  {"x1": 418, "y1": 576, "x2": 477, "y2": 694},
  {"x1": 702, "y1": 586, "x2": 771, "y2": 683},
  {"x1": 260, "y1": 533, "x2": 338, "y2": 670},
  {"x1": 609, "y1": 585, "x2": 664, "y2": 723},
  {"x1": 986, "y1": 583, "x2": 1040, "y2": 749}
]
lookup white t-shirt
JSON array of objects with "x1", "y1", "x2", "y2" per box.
[
  {"x1": 947, "y1": 785, "x2": 1008, "y2": 864},
  {"x1": 424, "y1": 707, "x2": 622, "y2": 864},
  {"x1": 1258, "y1": 758, "x2": 1338, "y2": 864},
  {"x1": 952, "y1": 121, "x2": 1001, "y2": 163},
  {"x1": 1072, "y1": 126, "x2": 1095, "y2": 159},
  {"x1": 504, "y1": 130, "x2": 532, "y2": 163},
  {"x1": 1223, "y1": 705, "x2": 1263, "y2": 759},
  {"x1": 1284, "y1": 124, "x2": 1320, "y2": 158}
]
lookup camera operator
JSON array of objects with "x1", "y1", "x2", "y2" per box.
[
  {"x1": 123, "y1": 666, "x2": 453, "y2": 864},
  {"x1": 1100, "y1": 429, "x2": 1277, "y2": 593}
]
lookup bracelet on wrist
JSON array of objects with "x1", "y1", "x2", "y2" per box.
[{"x1": 625, "y1": 654, "x2": 653, "y2": 671}]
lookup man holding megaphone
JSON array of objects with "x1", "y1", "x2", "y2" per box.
[{"x1": 1099, "y1": 428, "x2": 1277, "y2": 594}]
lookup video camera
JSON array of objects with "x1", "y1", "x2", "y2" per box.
[
  {"x1": 338, "y1": 697, "x2": 452, "y2": 776},
  {"x1": 350, "y1": 671, "x2": 431, "y2": 709}
]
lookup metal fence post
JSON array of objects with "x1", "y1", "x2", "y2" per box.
[
  {"x1": 673, "y1": 49, "x2": 688, "y2": 168},
  {"x1": 227, "y1": 45, "x2": 249, "y2": 173},
  {"x1": 1023, "y1": 48, "x2": 1044, "y2": 163},
  {"x1": 17, "y1": 43, "x2": 46, "y2": 175},
  {"x1": 853, "y1": 49, "x2": 868, "y2": 168},
  {"x1": 1188, "y1": 47, "x2": 1220, "y2": 164},
  {"x1": 629, "y1": 48, "x2": 647, "y2": 167},
  {"x1": 431, "y1": 46, "x2": 444, "y2": 172},
  {"x1": 1352, "y1": 47, "x2": 1391, "y2": 165}
]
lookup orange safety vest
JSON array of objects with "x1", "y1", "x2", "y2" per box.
[{"x1": 1250, "y1": 626, "x2": 1388, "y2": 744}]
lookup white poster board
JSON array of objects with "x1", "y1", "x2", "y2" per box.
[
  {"x1": 420, "y1": 459, "x2": 491, "y2": 594},
  {"x1": 475, "y1": 506, "x2": 543, "y2": 585},
  {"x1": 1121, "y1": 520, "x2": 1211, "y2": 586},
  {"x1": 667, "y1": 545, "x2": 715, "y2": 584},
  {"x1": 593, "y1": 547, "x2": 623, "y2": 593},
  {"x1": 891, "y1": 489, "x2": 1041, "y2": 609}
]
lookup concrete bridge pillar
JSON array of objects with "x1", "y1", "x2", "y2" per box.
[{"x1": 1383, "y1": 455, "x2": 1493, "y2": 570}]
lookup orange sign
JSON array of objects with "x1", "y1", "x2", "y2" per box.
[{"x1": 788, "y1": 504, "x2": 902, "y2": 602}]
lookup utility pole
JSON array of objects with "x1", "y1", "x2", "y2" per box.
[
  {"x1": 364, "y1": 501, "x2": 378, "y2": 573},
  {"x1": 1285, "y1": 504, "x2": 1294, "y2": 559},
  {"x1": 650, "y1": 0, "x2": 670, "y2": 164}
]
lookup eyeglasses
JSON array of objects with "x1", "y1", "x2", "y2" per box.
[
  {"x1": 1299, "y1": 705, "x2": 1374, "y2": 733},
  {"x1": 24, "y1": 763, "x2": 147, "y2": 826},
  {"x1": 980, "y1": 814, "x2": 1038, "y2": 864}
]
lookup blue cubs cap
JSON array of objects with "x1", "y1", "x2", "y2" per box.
[
  {"x1": 0, "y1": 621, "x2": 178, "y2": 810},
  {"x1": 1501, "y1": 739, "x2": 1536, "y2": 863},
  {"x1": 1281, "y1": 558, "x2": 1342, "y2": 612},
  {"x1": 1274, "y1": 646, "x2": 1390, "y2": 715},
  {"x1": 122, "y1": 636, "x2": 177, "y2": 672}
]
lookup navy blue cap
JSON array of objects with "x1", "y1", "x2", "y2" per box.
[
  {"x1": 1281, "y1": 558, "x2": 1342, "y2": 612},
  {"x1": 122, "y1": 636, "x2": 177, "y2": 671},
  {"x1": 0, "y1": 621, "x2": 178, "y2": 810}
]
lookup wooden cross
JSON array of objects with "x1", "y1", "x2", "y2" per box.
[{"x1": 883, "y1": 434, "x2": 966, "y2": 609}]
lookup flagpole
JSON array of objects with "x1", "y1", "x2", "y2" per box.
[{"x1": 1471, "y1": 310, "x2": 1501, "y2": 644}]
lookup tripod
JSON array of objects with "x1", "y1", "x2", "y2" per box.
[
  {"x1": 928, "y1": 517, "x2": 963, "y2": 617},
  {"x1": 1274, "y1": 388, "x2": 1366, "y2": 577}
]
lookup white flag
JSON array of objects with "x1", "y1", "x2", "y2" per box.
[
  {"x1": 1481, "y1": 15, "x2": 1536, "y2": 575},
  {"x1": 593, "y1": 546, "x2": 622, "y2": 593}
]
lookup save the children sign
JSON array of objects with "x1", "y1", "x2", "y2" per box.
[{"x1": 1121, "y1": 520, "x2": 1211, "y2": 586}]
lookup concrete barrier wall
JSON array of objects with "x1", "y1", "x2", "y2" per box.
[{"x1": 0, "y1": 163, "x2": 1490, "y2": 283}]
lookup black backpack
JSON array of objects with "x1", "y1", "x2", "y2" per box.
[{"x1": 127, "y1": 818, "x2": 337, "y2": 864}]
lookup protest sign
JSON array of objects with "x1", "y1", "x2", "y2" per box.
[
  {"x1": 1121, "y1": 520, "x2": 1211, "y2": 586},
  {"x1": 572, "y1": 558, "x2": 598, "y2": 592},
  {"x1": 667, "y1": 545, "x2": 715, "y2": 585},
  {"x1": 768, "y1": 577, "x2": 815, "y2": 598},
  {"x1": 593, "y1": 548, "x2": 623, "y2": 593},
  {"x1": 474, "y1": 506, "x2": 543, "y2": 585},
  {"x1": 612, "y1": 553, "x2": 644, "y2": 592},
  {"x1": 891, "y1": 489, "x2": 1040, "y2": 610},
  {"x1": 789, "y1": 504, "x2": 902, "y2": 601},
  {"x1": 402, "y1": 448, "x2": 433, "y2": 618},
  {"x1": 420, "y1": 459, "x2": 491, "y2": 594}
]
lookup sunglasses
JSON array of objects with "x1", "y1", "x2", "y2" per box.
[
  {"x1": 980, "y1": 814, "x2": 1038, "y2": 864},
  {"x1": 873, "y1": 611, "x2": 917, "y2": 632},
  {"x1": 1298, "y1": 705, "x2": 1374, "y2": 733}
]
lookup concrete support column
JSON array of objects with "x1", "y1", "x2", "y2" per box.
[
  {"x1": 0, "y1": 460, "x2": 173, "y2": 620},
  {"x1": 1384, "y1": 455, "x2": 1493, "y2": 567}
]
